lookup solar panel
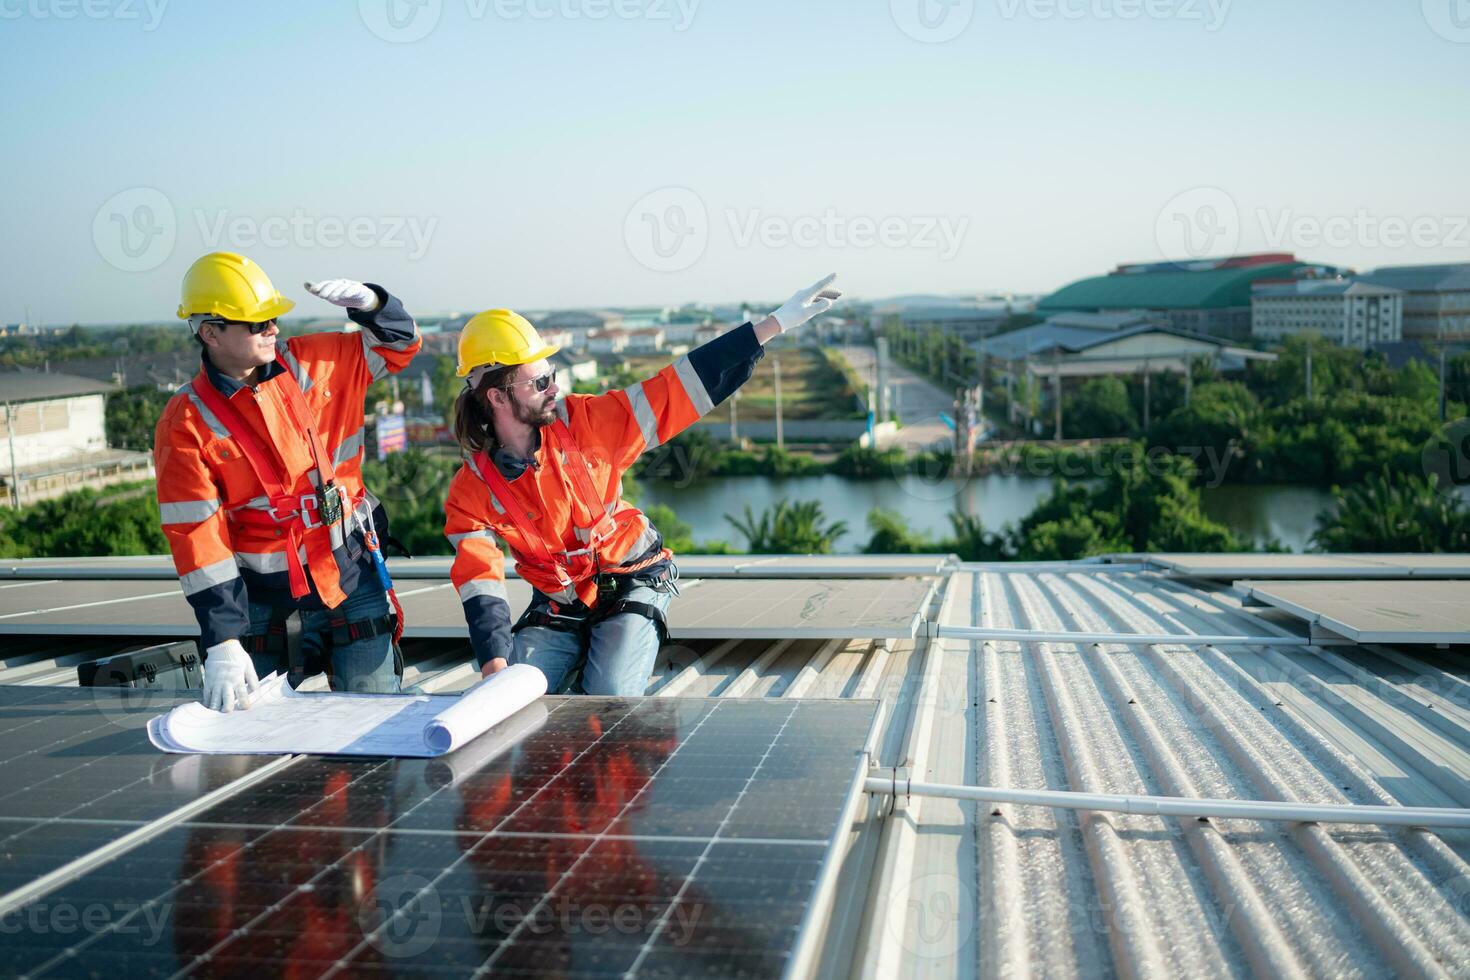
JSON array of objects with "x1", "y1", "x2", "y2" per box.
[
  {"x1": 0, "y1": 686, "x2": 274, "y2": 896},
  {"x1": 670, "y1": 578, "x2": 932, "y2": 639},
  {"x1": 0, "y1": 696, "x2": 878, "y2": 977},
  {"x1": 1245, "y1": 580, "x2": 1470, "y2": 643},
  {"x1": 1150, "y1": 553, "x2": 1470, "y2": 579},
  {"x1": 0, "y1": 577, "x2": 935, "y2": 642},
  {"x1": 0, "y1": 554, "x2": 950, "y2": 581}
]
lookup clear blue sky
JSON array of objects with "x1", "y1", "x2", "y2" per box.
[{"x1": 3, "y1": 0, "x2": 1467, "y2": 325}]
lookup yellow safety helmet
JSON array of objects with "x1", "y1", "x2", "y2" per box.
[
  {"x1": 456, "y1": 309, "x2": 561, "y2": 377},
  {"x1": 176, "y1": 251, "x2": 295, "y2": 323}
]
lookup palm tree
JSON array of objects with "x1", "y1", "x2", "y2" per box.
[
  {"x1": 1311, "y1": 469, "x2": 1470, "y2": 552},
  {"x1": 726, "y1": 500, "x2": 848, "y2": 554}
]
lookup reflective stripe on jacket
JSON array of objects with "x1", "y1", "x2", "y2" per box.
[
  {"x1": 446, "y1": 321, "x2": 764, "y2": 667},
  {"x1": 154, "y1": 286, "x2": 421, "y2": 648}
]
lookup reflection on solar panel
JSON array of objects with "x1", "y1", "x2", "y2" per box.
[
  {"x1": 0, "y1": 687, "x2": 272, "y2": 895},
  {"x1": 0, "y1": 696, "x2": 878, "y2": 978},
  {"x1": 0, "y1": 577, "x2": 935, "y2": 642},
  {"x1": 1245, "y1": 580, "x2": 1470, "y2": 643}
]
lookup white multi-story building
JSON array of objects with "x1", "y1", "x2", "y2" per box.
[
  {"x1": 1358, "y1": 264, "x2": 1470, "y2": 340},
  {"x1": 624, "y1": 328, "x2": 666, "y2": 354},
  {"x1": 585, "y1": 329, "x2": 629, "y2": 355},
  {"x1": 1251, "y1": 279, "x2": 1403, "y2": 349}
]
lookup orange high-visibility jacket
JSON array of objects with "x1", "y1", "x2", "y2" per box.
[
  {"x1": 153, "y1": 286, "x2": 420, "y2": 649},
  {"x1": 446, "y1": 322, "x2": 765, "y2": 667}
]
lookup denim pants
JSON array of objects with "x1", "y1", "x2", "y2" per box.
[
  {"x1": 243, "y1": 576, "x2": 399, "y2": 694},
  {"x1": 510, "y1": 584, "x2": 672, "y2": 696}
]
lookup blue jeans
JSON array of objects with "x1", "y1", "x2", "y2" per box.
[
  {"x1": 243, "y1": 577, "x2": 400, "y2": 694},
  {"x1": 510, "y1": 584, "x2": 671, "y2": 696}
]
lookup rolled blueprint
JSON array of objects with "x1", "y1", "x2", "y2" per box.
[{"x1": 422, "y1": 663, "x2": 547, "y2": 754}]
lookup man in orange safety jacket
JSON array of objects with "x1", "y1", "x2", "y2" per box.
[
  {"x1": 154, "y1": 252, "x2": 421, "y2": 711},
  {"x1": 445, "y1": 274, "x2": 841, "y2": 695}
]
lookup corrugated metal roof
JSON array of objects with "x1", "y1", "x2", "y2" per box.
[
  {"x1": 1, "y1": 555, "x2": 1467, "y2": 978},
  {"x1": 1039, "y1": 263, "x2": 1305, "y2": 312},
  {"x1": 0, "y1": 370, "x2": 116, "y2": 403}
]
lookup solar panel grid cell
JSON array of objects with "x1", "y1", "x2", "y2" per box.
[{"x1": 0, "y1": 696, "x2": 878, "y2": 979}]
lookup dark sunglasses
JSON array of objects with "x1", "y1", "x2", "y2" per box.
[
  {"x1": 501, "y1": 372, "x2": 555, "y2": 393},
  {"x1": 203, "y1": 317, "x2": 276, "y2": 336}
]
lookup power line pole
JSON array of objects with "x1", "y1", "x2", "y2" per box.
[
  {"x1": 774, "y1": 355, "x2": 784, "y2": 450},
  {"x1": 4, "y1": 402, "x2": 19, "y2": 509},
  {"x1": 1440, "y1": 345, "x2": 1448, "y2": 422}
]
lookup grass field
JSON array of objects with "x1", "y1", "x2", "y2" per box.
[{"x1": 622, "y1": 347, "x2": 865, "y2": 420}]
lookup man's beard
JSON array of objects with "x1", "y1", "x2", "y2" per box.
[{"x1": 512, "y1": 394, "x2": 557, "y2": 428}]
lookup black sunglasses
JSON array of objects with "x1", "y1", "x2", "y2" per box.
[
  {"x1": 204, "y1": 317, "x2": 276, "y2": 336},
  {"x1": 501, "y1": 372, "x2": 555, "y2": 393}
]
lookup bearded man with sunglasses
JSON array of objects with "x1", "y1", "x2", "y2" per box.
[
  {"x1": 154, "y1": 251, "x2": 421, "y2": 711},
  {"x1": 445, "y1": 274, "x2": 841, "y2": 696}
]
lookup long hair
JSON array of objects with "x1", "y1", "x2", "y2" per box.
[{"x1": 452, "y1": 364, "x2": 520, "y2": 456}]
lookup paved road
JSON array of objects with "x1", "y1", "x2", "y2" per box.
[{"x1": 836, "y1": 345, "x2": 959, "y2": 451}]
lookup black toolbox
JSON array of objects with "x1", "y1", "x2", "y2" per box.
[{"x1": 77, "y1": 641, "x2": 202, "y2": 690}]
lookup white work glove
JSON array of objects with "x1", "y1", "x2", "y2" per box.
[
  {"x1": 305, "y1": 278, "x2": 380, "y2": 313},
  {"x1": 768, "y1": 273, "x2": 842, "y2": 333},
  {"x1": 202, "y1": 639, "x2": 259, "y2": 713}
]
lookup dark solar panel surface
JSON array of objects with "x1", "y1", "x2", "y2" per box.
[
  {"x1": 0, "y1": 696, "x2": 877, "y2": 978},
  {"x1": 0, "y1": 686, "x2": 271, "y2": 895}
]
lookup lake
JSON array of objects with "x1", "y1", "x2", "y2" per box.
[{"x1": 638, "y1": 474, "x2": 1336, "y2": 554}]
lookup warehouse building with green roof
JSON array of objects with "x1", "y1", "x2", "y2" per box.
[{"x1": 1038, "y1": 253, "x2": 1310, "y2": 340}]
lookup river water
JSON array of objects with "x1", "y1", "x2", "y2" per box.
[{"x1": 638, "y1": 474, "x2": 1336, "y2": 553}]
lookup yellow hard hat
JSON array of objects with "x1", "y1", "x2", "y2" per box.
[
  {"x1": 456, "y1": 309, "x2": 561, "y2": 377},
  {"x1": 176, "y1": 251, "x2": 295, "y2": 322}
]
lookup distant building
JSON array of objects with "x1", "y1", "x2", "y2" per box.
[
  {"x1": 1251, "y1": 278, "x2": 1403, "y2": 349},
  {"x1": 869, "y1": 296, "x2": 1022, "y2": 341},
  {"x1": 976, "y1": 317, "x2": 1272, "y2": 433},
  {"x1": 624, "y1": 328, "x2": 666, "y2": 354},
  {"x1": 0, "y1": 371, "x2": 150, "y2": 506},
  {"x1": 585, "y1": 329, "x2": 629, "y2": 355},
  {"x1": 549, "y1": 350, "x2": 598, "y2": 391},
  {"x1": 1357, "y1": 263, "x2": 1470, "y2": 341},
  {"x1": 540, "y1": 310, "x2": 623, "y2": 344},
  {"x1": 1039, "y1": 253, "x2": 1311, "y2": 341}
]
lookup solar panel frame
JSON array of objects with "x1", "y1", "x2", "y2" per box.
[{"x1": 1244, "y1": 579, "x2": 1470, "y2": 643}]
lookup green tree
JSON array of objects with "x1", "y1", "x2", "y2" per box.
[
  {"x1": 1065, "y1": 376, "x2": 1136, "y2": 438},
  {"x1": 1311, "y1": 470, "x2": 1470, "y2": 552},
  {"x1": 105, "y1": 385, "x2": 174, "y2": 451},
  {"x1": 0, "y1": 484, "x2": 167, "y2": 558},
  {"x1": 726, "y1": 500, "x2": 848, "y2": 554},
  {"x1": 862, "y1": 507, "x2": 934, "y2": 554}
]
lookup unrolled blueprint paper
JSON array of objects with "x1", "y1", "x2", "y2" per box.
[{"x1": 147, "y1": 664, "x2": 547, "y2": 757}]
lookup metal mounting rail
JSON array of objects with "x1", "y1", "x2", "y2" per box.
[
  {"x1": 929, "y1": 625, "x2": 1332, "y2": 646},
  {"x1": 864, "y1": 769, "x2": 1470, "y2": 828}
]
